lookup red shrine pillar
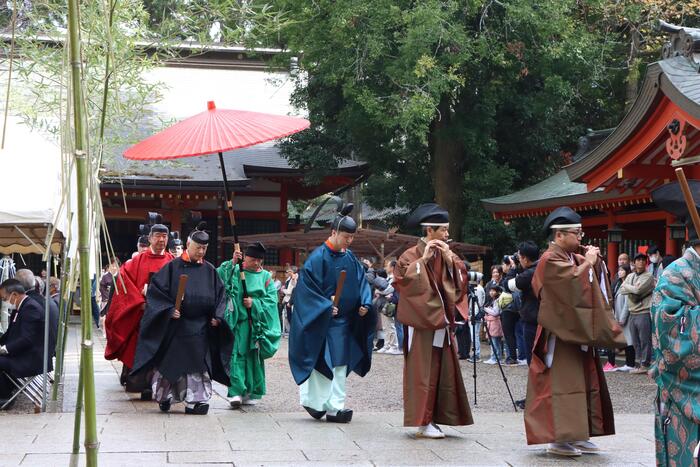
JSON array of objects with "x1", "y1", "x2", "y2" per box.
[
  {"x1": 606, "y1": 211, "x2": 618, "y2": 277},
  {"x1": 665, "y1": 214, "x2": 678, "y2": 258}
]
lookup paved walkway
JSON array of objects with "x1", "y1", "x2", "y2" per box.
[{"x1": 0, "y1": 324, "x2": 656, "y2": 466}]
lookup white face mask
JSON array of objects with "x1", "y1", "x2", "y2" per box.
[
  {"x1": 650, "y1": 256, "x2": 659, "y2": 264},
  {"x1": 5, "y1": 294, "x2": 16, "y2": 311}
]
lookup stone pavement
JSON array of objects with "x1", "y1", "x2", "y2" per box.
[{"x1": 0, "y1": 325, "x2": 656, "y2": 466}]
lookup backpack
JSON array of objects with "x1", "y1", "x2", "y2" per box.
[{"x1": 505, "y1": 290, "x2": 523, "y2": 313}]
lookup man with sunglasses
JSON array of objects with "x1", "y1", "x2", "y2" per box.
[{"x1": 524, "y1": 206, "x2": 626, "y2": 457}]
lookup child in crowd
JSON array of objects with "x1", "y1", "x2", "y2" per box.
[{"x1": 483, "y1": 285, "x2": 511, "y2": 364}]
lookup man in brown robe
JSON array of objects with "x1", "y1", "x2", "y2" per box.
[
  {"x1": 526, "y1": 206, "x2": 625, "y2": 456},
  {"x1": 395, "y1": 203, "x2": 473, "y2": 439}
]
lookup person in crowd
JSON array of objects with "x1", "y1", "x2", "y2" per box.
[
  {"x1": 661, "y1": 254, "x2": 675, "y2": 269},
  {"x1": 168, "y1": 237, "x2": 184, "y2": 258},
  {"x1": 646, "y1": 245, "x2": 664, "y2": 283},
  {"x1": 217, "y1": 242, "x2": 280, "y2": 409},
  {"x1": 375, "y1": 274, "x2": 401, "y2": 355},
  {"x1": 289, "y1": 204, "x2": 374, "y2": 424},
  {"x1": 49, "y1": 277, "x2": 60, "y2": 308},
  {"x1": 482, "y1": 285, "x2": 508, "y2": 364},
  {"x1": 619, "y1": 252, "x2": 655, "y2": 374},
  {"x1": 618, "y1": 253, "x2": 630, "y2": 270},
  {"x1": 384, "y1": 258, "x2": 403, "y2": 351},
  {"x1": 525, "y1": 206, "x2": 625, "y2": 457},
  {"x1": 16, "y1": 270, "x2": 58, "y2": 361},
  {"x1": 649, "y1": 184, "x2": 700, "y2": 466},
  {"x1": 507, "y1": 241, "x2": 540, "y2": 365},
  {"x1": 280, "y1": 266, "x2": 297, "y2": 337},
  {"x1": 395, "y1": 203, "x2": 473, "y2": 439},
  {"x1": 0, "y1": 279, "x2": 48, "y2": 408},
  {"x1": 131, "y1": 223, "x2": 233, "y2": 415},
  {"x1": 104, "y1": 220, "x2": 173, "y2": 399},
  {"x1": 134, "y1": 235, "x2": 150, "y2": 258},
  {"x1": 99, "y1": 259, "x2": 119, "y2": 336},
  {"x1": 603, "y1": 264, "x2": 635, "y2": 373}
]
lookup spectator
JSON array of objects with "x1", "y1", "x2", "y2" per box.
[
  {"x1": 506, "y1": 241, "x2": 540, "y2": 365},
  {"x1": 280, "y1": 266, "x2": 297, "y2": 337},
  {"x1": 482, "y1": 285, "x2": 508, "y2": 364},
  {"x1": 646, "y1": 245, "x2": 664, "y2": 283},
  {"x1": 603, "y1": 264, "x2": 635, "y2": 372},
  {"x1": 384, "y1": 259, "x2": 403, "y2": 351},
  {"x1": 49, "y1": 277, "x2": 60, "y2": 308},
  {"x1": 620, "y1": 252, "x2": 655, "y2": 374},
  {"x1": 374, "y1": 276, "x2": 401, "y2": 355},
  {"x1": 464, "y1": 272, "x2": 485, "y2": 363},
  {"x1": 16, "y1": 270, "x2": 59, "y2": 360},
  {"x1": 0, "y1": 279, "x2": 49, "y2": 408},
  {"x1": 661, "y1": 254, "x2": 676, "y2": 269},
  {"x1": 617, "y1": 253, "x2": 630, "y2": 270}
]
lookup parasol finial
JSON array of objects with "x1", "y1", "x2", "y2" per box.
[{"x1": 207, "y1": 101, "x2": 216, "y2": 110}]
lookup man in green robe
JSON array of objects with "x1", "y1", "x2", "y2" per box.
[
  {"x1": 217, "y1": 242, "x2": 281, "y2": 408},
  {"x1": 651, "y1": 181, "x2": 700, "y2": 466}
]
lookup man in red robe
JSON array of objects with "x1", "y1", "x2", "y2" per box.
[
  {"x1": 105, "y1": 222, "x2": 173, "y2": 399},
  {"x1": 395, "y1": 203, "x2": 473, "y2": 439}
]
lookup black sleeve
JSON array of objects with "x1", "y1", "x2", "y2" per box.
[{"x1": 514, "y1": 267, "x2": 534, "y2": 292}]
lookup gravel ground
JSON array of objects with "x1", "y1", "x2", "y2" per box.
[{"x1": 228, "y1": 338, "x2": 657, "y2": 415}]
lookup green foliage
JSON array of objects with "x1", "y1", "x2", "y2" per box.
[
  {"x1": 9, "y1": 0, "x2": 164, "y2": 163},
  {"x1": 220, "y1": 0, "x2": 630, "y2": 259}
]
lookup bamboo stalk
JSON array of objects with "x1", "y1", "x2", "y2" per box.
[
  {"x1": 1, "y1": 0, "x2": 18, "y2": 149},
  {"x1": 67, "y1": 0, "x2": 99, "y2": 462},
  {"x1": 71, "y1": 356, "x2": 83, "y2": 454},
  {"x1": 51, "y1": 256, "x2": 71, "y2": 401},
  {"x1": 675, "y1": 168, "x2": 700, "y2": 237}
]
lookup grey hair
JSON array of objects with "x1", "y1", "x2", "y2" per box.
[
  {"x1": 35, "y1": 277, "x2": 46, "y2": 295},
  {"x1": 16, "y1": 269, "x2": 36, "y2": 292}
]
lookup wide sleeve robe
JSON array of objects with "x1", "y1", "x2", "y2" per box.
[
  {"x1": 525, "y1": 243, "x2": 625, "y2": 445},
  {"x1": 395, "y1": 240, "x2": 473, "y2": 427}
]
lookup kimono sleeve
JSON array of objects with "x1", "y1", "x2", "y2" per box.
[
  {"x1": 395, "y1": 251, "x2": 448, "y2": 330},
  {"x1": 251, "y1": 273, "x2": 281, "y2": 360},
  {"x1": 534, "y1": 253, "x2": 625, "y2": 348}
]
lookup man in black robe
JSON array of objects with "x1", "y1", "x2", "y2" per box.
[{"x1": 131, "y1": 223, "x2": 233, "y2": 415}]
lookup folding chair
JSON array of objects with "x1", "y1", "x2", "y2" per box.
[{"x1": 1, "y1": 371, "x2": 54, "y2": 412}]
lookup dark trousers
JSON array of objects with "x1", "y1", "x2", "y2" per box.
[
  {"x1": 522, "y1": 321, "x2": 537, "y2": 365},
  {"x1": 0, "y1": 357, "x2": 14, "y2": 398},
  {"x1": 608, "y1": 345, "x2": 636, "y2": 367},
  {"x1": 501, "y1": 311, "x2": 519, "y2": 360},
  {"x1": 455, "y1": 323, "x2": 471, "y2": 358}
]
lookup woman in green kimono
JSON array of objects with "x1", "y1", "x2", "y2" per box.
[
  {"x1": 217, "y1": 242, "x2": 280, "y2": 408},
  {"x1": 651, "y1": 181, "x2": 700, "y2": 466}
]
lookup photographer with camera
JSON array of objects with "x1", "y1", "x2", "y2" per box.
[{"x1": 504, "y1": 241, "x2": 540, "y2": 366}]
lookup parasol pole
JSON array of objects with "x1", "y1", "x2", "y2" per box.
[
  {"x1": 675, "y1": 168, "x2": 700, "y2": 238},
  {"x1": 217, "y1": 151, "x2": 248, "y2": 298}
]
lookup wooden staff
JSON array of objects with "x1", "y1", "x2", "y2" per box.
[
  {"x1": 331, "y1": 271, "x2": 347, "y2": 316},
  {"x1": 174, "y1": 274, "x2": 188, "y2": 312},
  {"x1": 675, "y1": 168, "x2": 700, "y2": 238}
]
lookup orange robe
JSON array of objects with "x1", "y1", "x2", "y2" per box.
[
  {"x1": 525, "y1": 243, "x2": 626, "y2": 444},
  {"x1": 395, "y1": 239, "x2": 473, "y2": 427}
]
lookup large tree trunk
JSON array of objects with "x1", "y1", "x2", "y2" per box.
[{"x1": 430, "y1": 98, "x2": 466, "y2": 241}]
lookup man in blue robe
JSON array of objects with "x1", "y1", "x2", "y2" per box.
[{"x1": 289, "y1": 204, "x2": 374, "y2": 423}]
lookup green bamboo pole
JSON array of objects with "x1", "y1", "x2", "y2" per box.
[
  {"x1": 72, "y1": 356, "x2": 84, "y2": 454},
  {"x1": 68, "y1": 0, "x2": 99, "y2": 463},
  {"x1": 51, "y1": 257, "x2": 70, "y2": 401}
]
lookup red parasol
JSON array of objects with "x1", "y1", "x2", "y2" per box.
[
  {"x1": 123, "y1": 101, "x2": 310, "y2": 161},
  {"x1": 123, "y1": 101, "x2": 310, "y2": 297}
]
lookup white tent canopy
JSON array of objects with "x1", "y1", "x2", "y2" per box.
[{"x1": 0, "y1": 117, "x2": 66, "y2": 254}]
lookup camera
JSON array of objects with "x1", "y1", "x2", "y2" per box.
[
  {"x1": 467, "y1": 271, "x2": 483, "y2": 283},
  {"x1": 502, "y1": 253, "x2": 519, "y2": 266}
]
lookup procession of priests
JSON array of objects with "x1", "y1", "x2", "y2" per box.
[{"x1": 91, "y1": 188, "x2": 698, "y2": 460}]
